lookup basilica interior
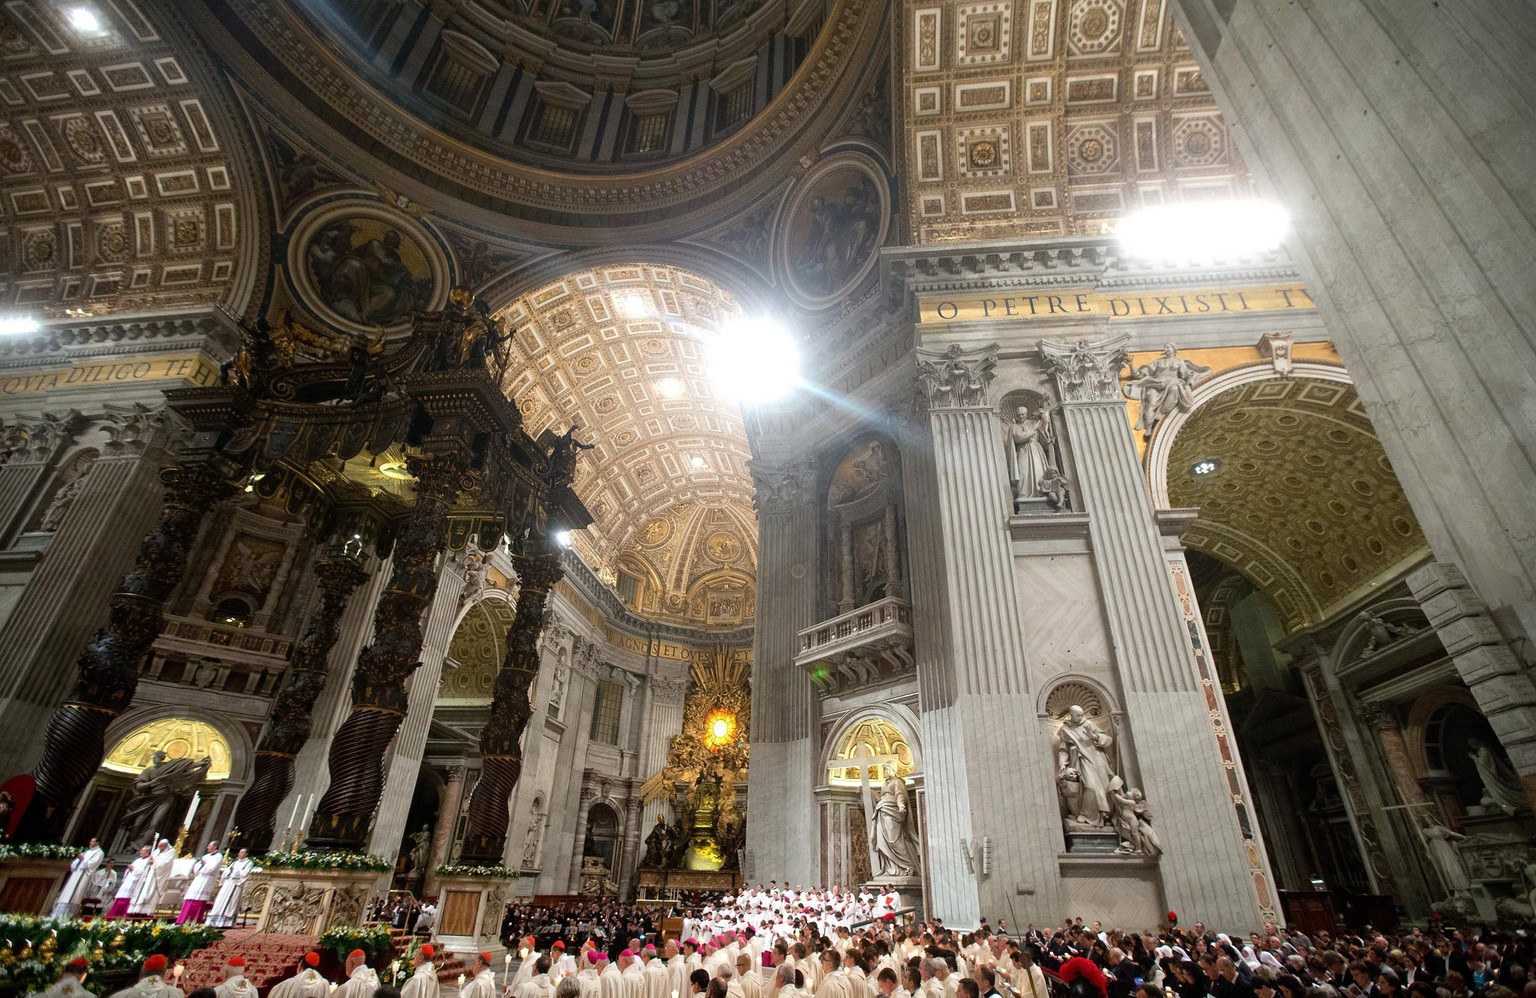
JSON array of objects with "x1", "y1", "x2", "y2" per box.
[{"x1": 0, "y1": 0, "x2": 1533, "y2": 937}]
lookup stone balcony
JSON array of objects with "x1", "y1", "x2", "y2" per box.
[{"x1": 795, "y1": 596, "x2": 915, "y2": 696}]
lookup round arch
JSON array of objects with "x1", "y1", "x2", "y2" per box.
[
  {"x1": 102, "y1": 703, "x2": 255, "y2": 788},
  {"x1": 1146, "y1": 361, "x2": 1353, "y2": 508},
  {"x1": 820, "y1": 705, "x2": 924, "y2": 787}
]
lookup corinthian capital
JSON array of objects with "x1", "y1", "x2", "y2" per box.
[
  {"x1": 915, "y1": 344, "x2": 997, "y2": 411},
  {"x1": 750, "y1": 459, "x2": 815, "y2": 514},
  {"x1": 1040, "y1": 336, "x2": 1129, "y2": 404}
]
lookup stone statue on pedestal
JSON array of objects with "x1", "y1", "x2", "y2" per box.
[
  {"x1": 1004, "y1": 403, "x2": 1056, "y2": 502},
  {"x1": 407, "y1": 824, "x2": 431, "y2": 874},
  {"x1": 1419, "y1": 819, "x2": 1471, "y2": 896},
  {"x1": 1056, "y1": 706, "x2": 1115, "y2": 827},
  {"x1": 868, "y1": 763, "x2": 920, "y2": 878}
]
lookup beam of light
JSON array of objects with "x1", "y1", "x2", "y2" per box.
[
  {"x1": 0, "y1": 317, "x2": 41, "y2": 336},
  {"x1": 65, "y1": 5, "x2": 104, "y2": 34},
  {"x1": 706, "y1": 316, "x2": 801, "y2": 405},
  {"x1": 1117, "y1": 201, "x2": 1289, "y2": 263}
]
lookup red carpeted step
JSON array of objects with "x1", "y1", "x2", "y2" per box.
[{"x1": 179, "y1": 929, "x2": 323, "y2": 995}]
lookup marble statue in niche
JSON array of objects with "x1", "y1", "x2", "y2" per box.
[
  {"x1": 1057, "y1": 705, "x2": 1115, "y2": 827},
  {"x1": 38, "y1": 460, "x2": 94, "y2": 532},
  {"x1": 1468, "y1": 737, "x2": 1526, "y2": 815},
  {"x1": 1123, "y1": 344, "x2": 1212, "y2": 439},
  {"x1": 121, "y1": 751, "x2": 212, "y2": 844},
  {"x1": 868, "y1": 762, "x2": 920, "y2": 878},
  {"x1": 1004, "y1": 400, "x2": 1057, "y2": 502},
  {"x1": 1050, "y1": 694, "x2": 1160, "y2": 855}
]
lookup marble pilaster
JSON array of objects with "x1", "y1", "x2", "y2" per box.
[
  {"x1": 1041, "y1": 336, "x2": 1270, "y2": 930},
  {"x1": 743, "y1": 458, "x2": 819, "y2": 886},
  {"x1": 1175, "y1": 0, "x2": 1536, "y2": 641},
  {"x1": 424, "y1": 765, "x2": 468, "y2": 896}
]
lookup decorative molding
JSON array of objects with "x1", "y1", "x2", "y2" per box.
[
  {"x1": 1040, "y1": 336, "x2": 1128, "y2": 403},
  {"x1": 915, "y1": 343, "x2": 997, "y2": 410},
  {"x1": 750, "y1": 459, "x2": 817, "y2": 514}
]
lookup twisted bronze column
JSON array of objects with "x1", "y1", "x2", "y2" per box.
[
  {"x1": 307, "y1": 456, "x2": 474, "y2": 850},
  {"x1": 19, "y1": 463, "x2": 236, "y2": 841},
  {"x1": 457, "y1": 547, "x2": 565, "y2": 864},
  {"x1": 234, "y1": 556, "x2": 369, "y2": 853}
]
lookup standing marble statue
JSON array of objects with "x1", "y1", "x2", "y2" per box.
[
  {"x1": 1468, "y1": 738, "x2": 1526, "y2": 815},
  {"x1": 1122, "y1": 345, "x2": 1211, "y2": 438},
  {"x1": 868, "y1": 764, "x2": 920, "y2": 878},
  {"x1": 1004, "y1": 404, "x2": 1056, "y2": 501},
  {"x1": 50, "y1": 837, "x2": 104, "y2": 916},
  {"x1": 1419, "y1": 820, "x2": 1471, "y2": 896},
  {"x1": 121, "y1": 752, "x2": 212, "y2": 844},
  {"x1": 1056, "y1": 706, "x2": 1115, "y2": 827}
]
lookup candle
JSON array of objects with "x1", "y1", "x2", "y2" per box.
[
  {"x1": 184, "y1": 791, "x2": 201, "y2": 828},
  {"x1": 458, "y1": 975, "x2": 466, "y2": 992},
  {"x1": 173, "y1": 964, "x2": 185, "y2": 980},
  {"x1": 299, "y1": 794, "x2": 315, "y2": 833},
  {"x1": 289, "y1": 795, "x2": 303, "y2": 830}
]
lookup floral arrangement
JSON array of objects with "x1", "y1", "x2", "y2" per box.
[
  {"x1": 0, "y1": 843, "x2": 82, "y2": 861},
  {"x1": 0, "y1": 915, "x2": 222, "y2": 997},
  {"x1": 319, "y1": 924, "x2": 394, "y2": 963},
  {"x1": 258, "y1": 850, "x2": 391, "y2": 872},
  {"x1": 433, "y1": 863, "x2": 519, "y2": 879}
]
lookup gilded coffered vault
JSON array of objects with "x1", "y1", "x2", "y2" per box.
[
  {"x1": 899, "y1": 0, "x2": 1253, "y2": 242},
  {"x1": 499, "y1": 263, "x2": 758, "y2": 630},
  {"x1": 1167, "y1": 377, "x2": 1430, "y2": 632},
  {"x1": 0, "y1": 0, "x2": 261, "y2": 318}
]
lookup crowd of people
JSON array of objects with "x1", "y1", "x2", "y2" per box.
[{"x1": 49, "y1": 839, "x2": 254, "y2": 928}]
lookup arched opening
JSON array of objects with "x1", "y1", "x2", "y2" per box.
[{"x1": 82, "y1": 717, "x2": 236, "y2": 852}]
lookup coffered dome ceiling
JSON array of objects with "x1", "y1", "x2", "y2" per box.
[
  {"x1": 205, "y1": 0, "x2": 886, "y2": 228},
  {"x1": 1168, "y1": 377, "x2": 1429, "y2": 632},
  {"x1": 499, "y1": 263, "x2": 757, "y2": 630}
]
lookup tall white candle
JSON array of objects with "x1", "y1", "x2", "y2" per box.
[
  {"x1": 288, "y1": 795, "x2": 302, "y2": 829},
  {"x1": 183, "y1": 791, "x2": 201, "y2": 828}
]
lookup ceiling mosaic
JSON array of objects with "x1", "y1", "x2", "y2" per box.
[
  {"x1": 900, "y1": 0, "x2": 1254, "y2": 242},
  {"x1": 499, "y1": 263, "x2": 758, "y2": 629},
  {"x1": 0, "y1": 0, "x2": 251, "y2": 317},
  {"x1": 1167, "y1": 377, "x2": 1430, "y2": 632}
]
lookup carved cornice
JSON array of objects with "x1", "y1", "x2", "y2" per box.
[
  {"x1": 555, "y1": 547, "x2": 754, "y2": 647},
  {"x1": 3, "y1": 411, "x2": 88, "y2": 465},
  {"x1": 0, "y1": 314, "x2": 241, "y2": 367},
  {"x1": 1040, "y1": 336, "x2": 1129, "y2": 405},
  {"x1": 915, "y1": 343, "x2": 997, "y2": 411}
]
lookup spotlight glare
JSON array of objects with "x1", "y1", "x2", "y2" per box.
[
  {"x1": 709, "y1": 317, "x2": 800, "y2": 404},
  {"x1": 0, "y1": 316, "x2": 41, "y2": 336},
  {"x1": 689, "y1": 454, "x2": 707, "y2": 470},
  {"x1": 1190, "y1": 458, "x2": 1222, "y2": 478},
  {"x1": 654, "y1": 377, "x2": 684, "y2": 398},
  {"x1": 65, "y1": 5, "x2": 103, "y2": 34},
  {"x1": 614, "y1": 292, "x2": 652, "y2": 318},
  {"x1": 1117, "y1": 201, "x2": 1289, "y2": 263},
  {"x1": 555, "y1": 530, "x2": 572, "y2": 547}
]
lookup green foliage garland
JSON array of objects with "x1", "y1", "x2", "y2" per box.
[
  {"x1": 432, "y1": 864, "x2": 518, "y2": 879},
  {"x1": 318, "y1": 924, "x2": 394, "y2": 963},
  {"x1": 0, "y1": 843, "x2": 81, "y2": 861},
  {"x1": 258, "y1": 850, "x2": 392, "y2": 872},
  {"x1": 0, "y1": 916, "x2": 222, "y2": 998}
]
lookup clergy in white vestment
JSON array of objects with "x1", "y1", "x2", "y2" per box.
[
  {"x1": 814, "y1": 955, "x2": 853, "y2": 998},
  {"x1": 552, "y1": 942, "x2": 578, "y2": 980},
  {"x1": 51, "y1": 839, "x2": 104, "y2": 917},
  {"x1": 30, "y1": 957, "x2": 96, "y2": 998},
  {"x1": 268, "y1": 954, "x2": 332, "y2": 998},
  {"x1": 176, "y1": 843, "x2": 222, "y2": 924},
  {"x1": 106, "y1": 955, "x2": 184, "y2": 998},
  {"x1": 576, "y1": 950, "x2": 604, "y2": 998},
  {"x1": 598, "y1": 953, "x2": 624, "y2": 998},
  {"x1": 719, "y1": 968, "x2": 744, "y2": 998},
  {"x1": 512, "y1": 956, "x2": 554, "y2": 998},
  {"x1": 510, "y1": 939, "x2": 544, "y2": 992},
  {"x1": 619, "y1": 952, "x2": 644, "y2": 998},
  {"x1": 461, "y1": 954, "x2": 499, "y2": 998},
  {"x1": 128, "y1": 840, "x2": 174, "y2": 917},
  {"x1": 737, "y1": 957, "x2": 763, "y2": 998},
  {"x1": 85, "y1": 861, "x2": 119, "y2": 914},
  {"x1": 213, "y1": 957, "x2": 259, "y2": 998},
  {"x1": 333, "y1": 951, "x2": 380, "y2": 998},
  {"x1": 641, "y1": 948, "x2": 670, "y2": 998},
  {"x1": 400, "y1": 945, "x2": 439, "y2": 998},
  {"x1": 106, "y1": 847, "x2": 151, "y2": 919},
  {"x1": 204, "y1": 849, "x2": 252, "y2": 928},
  {"x1": 771, "y1": 967, "x2": 803, "y2": 998}
]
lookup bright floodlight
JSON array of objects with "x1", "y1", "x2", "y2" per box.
[
  {"x1": 65, "y1": 5, "x2": 103, "y2": 33},
  {"x1": 554, "y1": 530, "x2": 572, "y2": 547},
  {"x1": 0, "y1": 316, "x2": 40, "y2": 336},
  {"x1": 709, "y1": 317, "x2": 800, "y2": 404},
  {"x1": 1117, "y1": 201, "x2": 1288, "y2": 263},
  {"x1": 654, "y1": 377, "x2": 684, "y2": 398},
  {"x1": 614, "y1": 292, "x2": 652, "y2": 318},
  {"x1": 689, "y1": 454, "x2": 707, "y2": 470}
]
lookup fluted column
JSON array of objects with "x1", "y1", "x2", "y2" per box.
[
  {"x1": 459, "y1": 547, "x2": 564, "y2": 864},
  {"x1": 743, "y1": 459, "x2": 819, "y2": 885},
  {"x1": 902, "y1": 344, "x2": 1057, "y2": 926},
  {"x1": 0, "y1": 414, "x2": 167, "y2": 777},
  {"x1": 0, "y1": 411, "x2": 84, "y2": 546},
  {"x1": 567, "y1": 784, "x2": 598, "y2": 892},
  {"x1": 308, "y1": 456, "x2": 477, "y2": 851},
  {"x1": 639, "y1": 675, "x2": 687, "y2": 781},
  {"x1": 235, "y1": 556, "x2": 370, "y2": 854},
  {"x1": 1041, "y1": 335, "x2": 1270, "y2": 930},
  {"x1": 18, "y1": 459, "x2": 238, "y2": 840},
  {"x1": 424, "y1": 765, "x2": 468, "y2": 896},
  {"x1": 617, "y1": 785, "x2": 644, "y2": 899}
]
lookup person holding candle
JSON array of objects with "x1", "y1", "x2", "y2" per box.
[
  {"x1": 462, "y1": 954, "x2": 499, "y2": 998},
  {"x1": 335, "y1": 951, "x2": 380, "y2": 998},
  {"x1": 401, "y1": 945, "x2": 439, "y2": 998},
  {"x1": 206, "y1": 848, "x2": 253, "y2": 928},
  {"x1": 176, "y1": 842, "x2": 222, "y2": 924},
  {"x1": 269, "y1": 954, "x2": 333, "y2": 998}
]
